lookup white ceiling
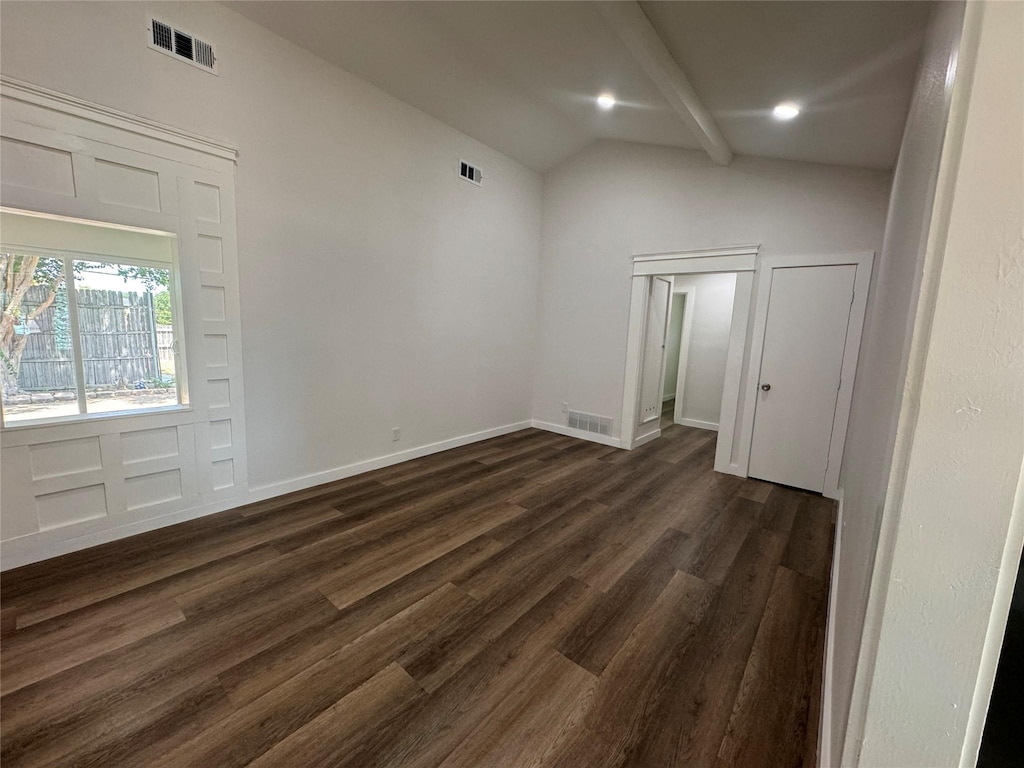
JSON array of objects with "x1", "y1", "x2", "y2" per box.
[{"x1": 228, "y1": 1, "x2": 932, "y2": 173}]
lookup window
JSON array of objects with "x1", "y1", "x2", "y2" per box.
[{"x1": 1, "y1": 209, "x2": 188, "y2": 427}]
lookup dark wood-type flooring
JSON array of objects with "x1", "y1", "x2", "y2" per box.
[{"x1": 1, "y1": 421, "x2": 834, "y2": 768}]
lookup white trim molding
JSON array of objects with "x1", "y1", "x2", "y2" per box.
[
  {"x1": 819, "y1": 489, "x2": 844, "y2": 768},
  {"x1": 0, "y1": 76, "x2": 237, "y2": 162},
  {"x1": 632, "y1": 244, "x2": 758, "y2": 277},
  {"x1": 676, "y1": 418, "x2": 718, "y2": 431},
  {"x1": 670, "y1": 284, "x2": 696, "y2": 426},
  {"x1": 0, "y1": 80, "x2": 246, "y2": 570},
  {"x1": 621, "y1": 244, "x2": 759, "y2": 454}
]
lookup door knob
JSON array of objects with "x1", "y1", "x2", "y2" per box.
[{"x1": 760, "y1": 383, "x2": 771, "y2": 392}]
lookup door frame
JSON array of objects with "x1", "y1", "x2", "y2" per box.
[
  {"x1": 620, "y1": 245, "x2": 758, "y2": 460},
  {"x1": 744, "y1": 251, "x2": 874, "y2": 498},
  {"x1": 636, "y1": 277, "x2": 673, "y2": 431}
]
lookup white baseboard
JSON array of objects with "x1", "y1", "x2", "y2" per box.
[
  {"x1": 530, "y1": 419, "x2": 622, "y2": 448},
  {"x1": 631, "y1": 428, "x2": 661, "y2": 448},
  {"x1": 676, "y1": 417, "x2": 719, "y2": 431},
  {"x1": 247, "y1": 421, "x2": 532, "y2": 501},
  {"x1": 1, "y1": 420, "x2": 532, "y2": 571},
  {"x1": 819, "y1": 489, "x2": 844, "y2": 768}
]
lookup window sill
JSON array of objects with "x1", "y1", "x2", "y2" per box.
[{"x1": 1, "y1": 403, "x2": 193, "y2": 432}]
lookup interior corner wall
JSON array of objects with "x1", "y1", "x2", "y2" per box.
[
  {"x1": 532, "y1": 140, "x2": 892, "y2": 436},
  {"x1": 829, "y1": 2, "x2": 966, "y2": 761},
  {"x1": 0, "y1": 1, "x2": 542, "y2": 495}
]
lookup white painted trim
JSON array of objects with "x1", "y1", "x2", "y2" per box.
[
  {"x1": 742, "y1": 251, "x2": 875, "y2": 496},
  {"x1": 597, "y1": 1, "x2": 732, "y2": 165},
  {"x1": 0, "y1": 420, "x2": 533, "y2": 570},
  {"x1": 619, "y1": 275, "x2": 649, "y2": 450},
  {"x1": 633, "y1": 244, "x2": 761, "y2": 262},
  {"x1": 670, "y1": 285, "x2": 695, "y2": 424},
  {"x1": 0, "y1": 76, "x2": 237, "y2": 161},
  {"x1": 676, "y1": 418, "x2": 718, "y2": 431},
  {"x1": 529, "y1": 420, "x2": 622, "y2": 449},
  {"x1": 715, "y1": 271, "x2": 755, "y2": 477},
  {"x1": 631, "y1": 428, "x2": 661, "y2": 448},
  {"x1": 633, "y1": 254, "x2": 755, "y2": 276},
  {"x1": 820, "y1": 489, "x2": 844, "y2": 768},
  {"x1": 637, "y1": 277, "x2": 673, "y2": 427},
  {"x1": 621, "y1": 246, "x2": 761, "y2": 451}
]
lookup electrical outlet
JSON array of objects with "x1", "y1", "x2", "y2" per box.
[
  {"x1": 561, "y1": 401, "x2": 569, "y2": 413},
  {"x1": 392, "y1": 427, "x2": 400, "y2": 442}
]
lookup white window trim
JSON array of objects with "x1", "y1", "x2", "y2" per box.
[{"x1": 1, "y1": 243, "x2": 191, "y2": 429}]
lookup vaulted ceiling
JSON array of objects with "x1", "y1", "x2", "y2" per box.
[{"x1": 228, "y1": 1, "x2": 932, "y2": 173}]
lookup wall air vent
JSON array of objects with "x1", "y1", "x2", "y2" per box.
[
  {"x1": 148, "y1": 19, "x2": 218, "y2": 75},
  {"x1": 567, "y1": 410, "x2": 613, "y2": 437},
  {"x1": 459, "y1": 160, "x2": 482, "y2": 185}
]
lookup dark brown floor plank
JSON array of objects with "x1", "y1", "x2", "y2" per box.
[
  {"x1": 556, "y1": 527, "x2": 692, "y2": 675},
  {"x1": 619, "y1": 526, "x2": 789, "y2": 767},
  {"x1": 150, "y1": 584, "x2": 473, "y2": 768},
  {"x1": 718, "y1": 566, "x2": 826, "y2": 768},
  {"x1": 0, "y1": 425, "x2": 834, "y2": 768},
  {"x1": 246, "y1": 662, "x2": 424, "y2": 768}
]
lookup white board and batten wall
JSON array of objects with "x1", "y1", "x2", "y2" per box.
[{"x1": 0, "y1": 79, "x2": 248, "y2": 569}]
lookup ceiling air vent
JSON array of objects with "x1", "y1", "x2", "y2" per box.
[
  {"x1": 148, "y1": 18, "x2": 218, "y2": 75},
  {"x1": 459, "y1": 160, "x2": 482, "y2": 186}
]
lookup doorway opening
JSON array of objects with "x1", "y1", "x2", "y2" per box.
[
  {"x1": 621, "y1": 247, "x2": 873, "y2": 497},
  {"x1": 663, "y1": 273, "x2": 737, "y2": 434}
]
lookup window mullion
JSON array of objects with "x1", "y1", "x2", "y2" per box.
[{"x1": 62, "y1": 257, "x2": 88, "y2": 415}]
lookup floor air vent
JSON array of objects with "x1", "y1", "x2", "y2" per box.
[
  {"x1": 567, "y1": 410, "x2": 613, "y2": 437},
  {"x1": 148, "y1": 19, "x2": 217, "y2": 74}
]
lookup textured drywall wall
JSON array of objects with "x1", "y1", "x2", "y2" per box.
[
  {"x1": 855, "y1": 2, "x2": 1024, "y2": 764},
  {"x1": 831, "y1": 2, "x2": 966, "y2": 760}
]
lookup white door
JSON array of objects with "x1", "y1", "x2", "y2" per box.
[
  {"x1": 638, "y1": 277, "x2": 671, "y2": 424},
  {"x1": 748, "y1": 265, "x2": 856, "y2": 492}
]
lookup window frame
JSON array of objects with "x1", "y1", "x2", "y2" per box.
[{"x1": 1, "y1": 242, "x2": 191, "y2": 430}]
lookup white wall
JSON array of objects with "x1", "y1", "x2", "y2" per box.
[
  {"x1": 854, "y1": 2, "x2": 1023, "y2": 763},
  {"x1": 672, "y1": 272, "x2": 736, "y2": 428},
  {"x1": 831, "y1": 2, "x2": 966, "y2": 761},
  {"x1": 533, "y1": 140, "x2": 892, "y2": 434},
  {"x1": 0, "y1": 1, "x2": 542, "y2": 495}
]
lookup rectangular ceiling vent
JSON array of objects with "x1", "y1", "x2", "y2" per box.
[
  {"x1": 148, "y1": 19, "x2": 218, "y2": 75},
  {"x1": 567, "y1": 410, "x2": 613, "y2": 437},
  {"x1": 459, "y1": 160, "x2": 482, "y2": 186}
]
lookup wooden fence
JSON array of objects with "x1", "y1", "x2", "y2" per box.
[{"x1": 15, "y1": 286, "x2": 175, "y2": 392}]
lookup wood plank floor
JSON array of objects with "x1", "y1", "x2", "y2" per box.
[{"x1": 0, "y1": 422, "x2": 834, "y2": 768}]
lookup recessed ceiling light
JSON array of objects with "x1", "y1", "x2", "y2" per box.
[
  {"x1": 772, "y1": 102, "x2": 800, "y2": 120},
  {"x1": 597, "y1": 93, "x2": 616, "y2": 110}
]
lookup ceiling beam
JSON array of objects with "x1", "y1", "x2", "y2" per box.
[{"x1": 598, "y1": 1, "x2": 733, "y2": 166}]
